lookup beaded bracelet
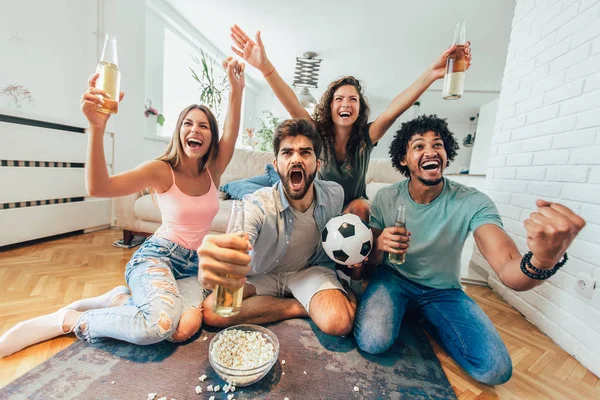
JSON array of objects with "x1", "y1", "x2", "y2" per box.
[{"x1": 519, "y1": 251, "x2": 567, "y2": 280}]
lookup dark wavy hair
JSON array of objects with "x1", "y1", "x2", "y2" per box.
[
  {"x1": 312, "y1": 76, "x2": 370, "y2": 169},
  {"x1": 389, "y1": 114, "x2": 459, "y2": 178},
  {"x1": 273, "y1": 118, "x2": 323, "y2": 160}
]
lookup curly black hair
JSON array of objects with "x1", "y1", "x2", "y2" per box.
[
  {"x1": 389, "y1": 114, "x2": 459, "y2": 178},
  {"x1": 312, "y1": 76, "x2": 370, "y2": 170}
]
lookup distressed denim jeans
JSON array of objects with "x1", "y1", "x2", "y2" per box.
[
  {"x1": 74, "y1": 236, "x2": 205, "y2": 345},
  {"x1": 354, "y1": 265, "x2": 512, "y2": 386}
]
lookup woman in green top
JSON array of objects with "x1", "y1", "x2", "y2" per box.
[{"x1": 230, "y1": 25, "x2": 471, "y2": 280}]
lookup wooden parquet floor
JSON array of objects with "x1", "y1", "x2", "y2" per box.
[{"x1": 1, "y1": 229, "x2": 599, "y2": 399}]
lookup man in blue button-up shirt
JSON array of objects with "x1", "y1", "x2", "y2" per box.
[{"x1": 199, "y1": 119, "x2": 357, "y2": 336}]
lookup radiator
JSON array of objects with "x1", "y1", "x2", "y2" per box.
[{"x1": 0, "y1": 111, "x2": 113, "y2": 247}]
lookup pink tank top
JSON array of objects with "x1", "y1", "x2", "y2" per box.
[{"x1": 154, "y1": 164, "x2": 219, "y2": 251}]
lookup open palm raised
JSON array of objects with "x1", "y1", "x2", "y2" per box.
[{"x1": 230, "y1": 24, "x2": 273, "y2": 75}]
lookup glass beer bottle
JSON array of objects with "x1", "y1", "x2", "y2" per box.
[
  {"x1": 95, "y1": 34, "x2": 121, "y2": 114},
  {"x1": 442, "y1": 22, "x2": 467, "y2": 100},
  {"x1": 388, "y1": 204, "x2": 407, "y2": 265},
  {"x1": 213, "y1": 200, "x2": 246, "y2": 317}
]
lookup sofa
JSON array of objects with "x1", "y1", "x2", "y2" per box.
[{"x1": 115, "y1": 148, "x2": 405, "y2": 245}]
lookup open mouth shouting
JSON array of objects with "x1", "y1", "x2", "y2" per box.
[
  {"x1": 289, "y1": 167, "x2": 305, "y2": 191},
  {"x1": 420, "y1": 159, "x2": 441, "y2": 176},
  {"x1": 338, "y1": 111, "x2": 352, "y2": 121},
  {"x1": 186, "y1": 137, "x2": 204, "y2": 152}
]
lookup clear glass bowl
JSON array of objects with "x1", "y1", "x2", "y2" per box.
[{"x1": 208, "y1": 324, "x2": 279, "y2": 387}]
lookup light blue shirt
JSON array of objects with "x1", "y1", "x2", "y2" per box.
[
  {"x1": 243, "y1": 180, "x2": 344, "y2": 275},
  {"x1": 370, "y1": 178, "x2": 503, "y2": 289}
]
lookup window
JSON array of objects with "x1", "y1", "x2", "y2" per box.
[
  {"x1": 145, "y1": 4, "x2": 256, "y2": 146},
  {"x1": 158, "y1": 28, "x2": 230, "y2": 139}
]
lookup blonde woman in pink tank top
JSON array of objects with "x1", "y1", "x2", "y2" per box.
[{"x1": 0, "y1": 59, "x2": 253, "y2": 358}]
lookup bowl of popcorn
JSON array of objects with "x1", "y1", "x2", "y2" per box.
[{"x1": 209, "y1": 324, "x2": 279, "y2": 387}]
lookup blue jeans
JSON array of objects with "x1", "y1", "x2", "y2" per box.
[
  {"x1": 354, "y1": 266, "x2": 512, "y2": 386},
  {"x1": 74, "y1": 236, "x2": 206, "y2": 345}
]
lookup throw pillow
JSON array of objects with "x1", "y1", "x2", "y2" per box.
[
  {"x1": 265, "y1": 163, "x2": 280, "y2": 185},
  {"x1": 220, "y1": 164, "x2": 280, "y2": 200}
]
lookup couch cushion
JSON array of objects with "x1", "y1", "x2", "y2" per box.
[
  {"x1": 134, "y1": 194, "x2": 162, "y2": 223},
  {"x1": 265, "y1": 164, "x2": 280, "y2": 185},
  {"x1": 220, "y1": 148, "x2": 275, "y2": 186},
  {"x1": 366, "y1": 158, "x2": 404, "y2": 184},
  {"x1": 366, "y1": 182, "x2": 393, "y2": 201},
  {"x1": 211, "y1": 200, "x2": 233, "y2": 233}
]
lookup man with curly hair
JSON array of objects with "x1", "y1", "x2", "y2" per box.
[{"x1": 354, "y1": 114, "x2": 586, "y2": 386}]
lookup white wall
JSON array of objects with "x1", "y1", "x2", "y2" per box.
[
  {"x1": 0, "y1": 0, "x2": 166, "y2": 166},
  {"x1": 0, "y1": 0, "x2": 97, "y2": 125},
  {"x1": 144, "y1": 7, "x2": 165, "y2": 139},
  {"x1": 469, "y1": 98, "x2": 499, "y2": 175},
  {"x1": 445, "y1": 124, "x2": 474, "y2": 174},
  {"x1": 1, "y1": 0, "x2": 169, "y2": 224},
  {"x1": 472, "y1": 0, "x2": 600, "y2": 377},
  {"x1": 102, "y1": 0, "x2": 163, "y2": 173}
]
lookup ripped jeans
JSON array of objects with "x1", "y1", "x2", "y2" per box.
[{"x1": 74, "y1": 235, "x2": 206, "y2": 345}]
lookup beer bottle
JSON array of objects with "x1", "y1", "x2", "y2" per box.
[
  {"x1": 442, "y1": 22, "x2": 467, "y2": 100},
  {"x1": 213, "y1": 200, "x2": 246, "y2": 317},
  {"x1": 95, "y1": 34, "x2": 121, "y2": 114}
]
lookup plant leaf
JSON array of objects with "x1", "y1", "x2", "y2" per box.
[
  {"x1": 189, "y1": 67, "x2": 201, "y2": 83},
  {"x1": 157, "y1": 114, "x2": 165, "y2": 126}
]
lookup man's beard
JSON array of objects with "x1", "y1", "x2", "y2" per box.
[
  {"x1": 281, "y1": 167, "x2": 317, "y2": 200},
  {"x1": 417, "y1": 176, "x2": 443, "y2": 186}
]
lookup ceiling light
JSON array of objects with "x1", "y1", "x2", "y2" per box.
[
  {"x1": 293, "y1": 51, "x2": 321, "y2": 109},
  {"x1": 296, "y1": 86, "x2": 317, "y2": 109}
]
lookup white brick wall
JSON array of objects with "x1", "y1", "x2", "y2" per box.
[
  {"x1": 473, "y1": 0, "x2": 600, "y2": 378},
  {"x1": 552, "y1": 128, "x2": 596, "y2": 149}
]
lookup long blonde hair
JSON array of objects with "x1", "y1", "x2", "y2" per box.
[
  {"x1": 157, "y1": 104, "x2": 220, "y2": 172},
  {"x1": 149, "y1": 105, "x2": 220, "y2": 202}
]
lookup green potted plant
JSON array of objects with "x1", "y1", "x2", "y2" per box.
[
  {"x1": 241, "y1": 110, "x2": 280, "y2": 152},
  {"x1": 189, "y1": 50, "x2": 229, "y2": 118},
  {"x1": 255, "y1": 110, "x2": 280, "y2": 152}
]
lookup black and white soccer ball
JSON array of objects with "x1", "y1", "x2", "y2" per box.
[{"x1": 321, "y1": 213, "x2": 373, "y2": 266}]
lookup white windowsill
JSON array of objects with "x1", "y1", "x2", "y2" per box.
[{"x1": 144, "y1": 133, "x2": 170, "y2": 143}]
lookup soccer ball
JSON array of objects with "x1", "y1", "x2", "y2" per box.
[{"x1": 321, "y1": 213, "x2": 373, "y2": 266}]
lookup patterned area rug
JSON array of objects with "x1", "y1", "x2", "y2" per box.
[{"x1": 0, "y1": 318, "x2": 455, "y2": 400}]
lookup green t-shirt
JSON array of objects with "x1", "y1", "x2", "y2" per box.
[
  {"x1": 370, "y1": 178, "x2": 503, "y2": 289},
  {"x1": 318, "y1": 126, "x2": 374, "y2": 207}
]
